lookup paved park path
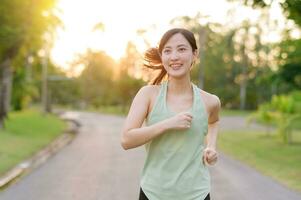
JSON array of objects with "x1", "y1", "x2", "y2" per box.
[{"x1": 0, "y1": 111, "x2": 300, "y2": 200}]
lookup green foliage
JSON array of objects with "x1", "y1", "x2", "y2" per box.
[
  {"x1": 49, "y1": 78, "x2": 81, "y2": 107},
  {"x1": 115, "y1": 73, "x2": 144, "y2": 111},
  {"x1": 46, "y1": 43, "x2": 146, "y2": 111},
  {"x1": 271, "y1": 94, "x2": 294, "y2": 111},
  {"x1": 0, "y1": 0, "x2": 60, "y2": 59},
  {"x1": 10, "y1": 53, "x2": 39, "y2": 110},
  {"x1": 75, "y1": 50, "x2": 117, "y2": 108},
  {"x1": 248, "y1": 104, "x2": 274, "y2": 133},
  {"x1": 231, "y1": 0, "x2": 301, "y2": 27},
  {"x1": 116, "y1": 41, "x2": 145, "y2": 110},
  {"x1": 0, "y1": 0, "x2": 61, "y2": 128},
  {"x1": 169, "y1": 10, "x2": 301, "y2": 110},
  {"x1": 250, "y1": 91, "x2": 301, "y2": 144},
  {"x1": 279, "y1": 39, "x2": 301, "y2": 64},
  {"x1": 275, "y1": 39, "x2": 301, "y2": 91},
  {"x1": 281, "y1": 0, "x2": 301, "y2": 27}
]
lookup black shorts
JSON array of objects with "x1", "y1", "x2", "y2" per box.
[{"x1": 139, "y1": 188, "x2": 210, "y2": 200}]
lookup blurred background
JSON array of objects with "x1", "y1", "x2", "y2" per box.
[
  {"x1": 0, "y1": 0, "x2": 300, "y2": 197},
  {"x1": 1, "y1": 0, "x2": 301, "y2": 114}
]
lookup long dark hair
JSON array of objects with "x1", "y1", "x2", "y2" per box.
[{"x1": 144, "y1": 28, "x2": 198, "y2": 85}]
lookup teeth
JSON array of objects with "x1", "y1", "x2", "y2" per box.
[{"x1": 170, "y1": 64, "x2": 182, "y2": 68}]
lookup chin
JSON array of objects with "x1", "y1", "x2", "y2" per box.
[
  {"x1": 168, "y1": 72, "x2": 189, "y2": 79},
  {"x1": 167, "y1": 68, "x2": 188, "y2": 76}
]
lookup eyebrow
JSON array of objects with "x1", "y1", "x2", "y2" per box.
[{"x1": 163, "y1": 44, "x2": 189, "y2": 49}]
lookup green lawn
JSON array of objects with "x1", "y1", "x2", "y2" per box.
[
  {"x1": 0, "y1": 109, "x2": 66, "y2": 176},
  {"x1": 218, "y1": 130, "x2": 301, "y2": 192}
]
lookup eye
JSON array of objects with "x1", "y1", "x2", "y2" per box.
[
  {"x1": 178, "y1": 47, "x2": 186, "y2": 52},
  {"x1": 163, "y1": 49, "x2": 171, "y2": 54}
]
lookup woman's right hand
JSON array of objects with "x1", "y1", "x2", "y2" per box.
[{"x1": 164, "y1": 112, "x2": 193, "y2": 131}]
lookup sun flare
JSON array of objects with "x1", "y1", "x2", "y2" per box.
[{"x1": 51, "y1": 0, "x2": 286, "y2": 75}]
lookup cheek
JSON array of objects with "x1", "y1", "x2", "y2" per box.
[
  {"x1": 161, "y1": 55, "x2": 168, "y2": 62},
  {"x1": 161, "y1": 57, "x2": 169, "y2": 67},
  {"x1": 186, "y1": 57, "x2": 194, "y2": 65}
]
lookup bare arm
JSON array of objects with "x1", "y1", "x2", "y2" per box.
[
  {"x1": 121, "y1": 86, "x2": 193, "y2": 150},
  {"x1": 206, "y1": 95, "x2": 221, "y2": 149},
  {"x1": 121, "y1": 86, "x2": 169, "y2": 150},
  {"x1": 203, "y1": 95, "x2": 221, "y2": 165}
]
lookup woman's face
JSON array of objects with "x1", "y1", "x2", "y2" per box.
[{"x1": 161, "y1": 33, "x2": 197, "y2": 79}]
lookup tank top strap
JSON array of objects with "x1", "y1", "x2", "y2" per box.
[
  {"x1": 162, "y1": 81, "x2": 168, "y2": 111},
  {"x1": 147, "y1": 81, "x2": 168, "y2": 120},
  {"x1": 192, "y1": 83, "x2": 200, "y2": 110},
  {"x1": 192, "y1": 83, "x2": 208, "y2": 122},
  {"x1": 159, "y1": 81, "x2": 168, "y2": 104}
]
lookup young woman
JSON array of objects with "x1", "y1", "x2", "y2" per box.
[{"x1": 121, "y1": 28, "x2": 220, "y2": 200}]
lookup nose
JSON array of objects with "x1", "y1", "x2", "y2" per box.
[{"x1": 170, "y1": 50, "x2": 179, "y2": 60}]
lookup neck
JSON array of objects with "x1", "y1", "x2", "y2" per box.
[{"x1": 167, "y1": 76, "x2": 192, "y2": 95}]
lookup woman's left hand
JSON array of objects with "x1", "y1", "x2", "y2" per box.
[{"x1": 202, "y1": 147, "x2": 218, "y2": 166}]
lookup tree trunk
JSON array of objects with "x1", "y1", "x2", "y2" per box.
[
  {"x1": 42, "y1": 54, "x2": 50, "y2": 114},
  {"x1": 198, "y1": 27, "x2": 207, "y2": 89},
  {"x1": 0, "y1": 58, "x2": 12, "y2": 129},
  {"x1": 240, "y1": 80, "x2": 246, "y2": 110},
  {"x1": 240, "y1": 43, "x2": 248, "y2": 110},
  {"x1": 25, "y1": 52, "x2": 33, "y2": 82}
]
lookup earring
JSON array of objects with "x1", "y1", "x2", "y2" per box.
[{"x1": 191, "y1": 61, "x2": 195, "y2": 67}]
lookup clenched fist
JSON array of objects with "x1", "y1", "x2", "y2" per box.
[
  {"x1": 202, "y1": 147, "x2": 218, "y2": 166},
  {"x1": 164, "y1": 112, "x2": 193, "y2": 131}
]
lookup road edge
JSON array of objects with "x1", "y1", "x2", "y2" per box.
[{"x1": 0, "y1": 111, "x2": 80, "y2": 189}]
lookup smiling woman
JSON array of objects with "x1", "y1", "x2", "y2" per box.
[{"x1": 121, "y1": 28, "x2": 221, "y2": 200}]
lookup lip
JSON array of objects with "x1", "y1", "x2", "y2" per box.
[{"x1": 169, "y1": 63, "x2": 183, "y2": 68}]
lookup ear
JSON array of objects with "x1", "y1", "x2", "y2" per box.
[
  {"x1": 190, "y1": 49, "x2": 198, "y2": 68},
  {"x1": 193, "y1": 49, "x2": 198, "y2": 62}
]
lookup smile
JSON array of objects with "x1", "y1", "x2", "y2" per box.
[{"x1": 169, "y1": 64, "x2": 183, "y2": 69}]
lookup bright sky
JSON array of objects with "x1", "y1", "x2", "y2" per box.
[{"x1": 51, "y1": 0, "x2": 286, "y2": 73}]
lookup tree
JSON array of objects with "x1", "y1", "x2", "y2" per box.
[
  {"x1": 76, "y1": 50, "x2": 116, "y2": 108},
  {"x1": 0, "y1": 0, "x2": 60, "y2": 128},
  {"x1": 117, "y1": 42, "x2": 145, "y2": 111},
  {"x1": 232, "y1": 0, "x2": 301, "y2": 27},
  {"x1": 276, "y1": 39, "x2": 301, "y2": 91},
  {"x1": 170, "y1": 15, "x2": 273, "y2": 109}
]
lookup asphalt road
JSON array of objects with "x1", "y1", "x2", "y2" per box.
[{"x1": 0, "y1": 111, "x2": 300, "y2": 200}]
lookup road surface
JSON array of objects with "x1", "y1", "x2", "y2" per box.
[{"x1": 0, "y1": 111, "x2": 300, "y2": 200}]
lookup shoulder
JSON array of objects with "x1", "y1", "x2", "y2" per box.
[
  {"x1": 199, "y1": 89, "x2": 221, "y2": 118},
  {"x1": 134, "y1": 85, "x2": 161, "y2": 115},
  {"x1": 138, "y1": 84, "x2": 160, "y2": 97},
  {"x1": 135, "y1": 84, "x2": 160, "y2": 102}
]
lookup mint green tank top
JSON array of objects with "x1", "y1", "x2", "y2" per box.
[{"x1": 140, "y1": 81, "x2": 210, "y2": 200}]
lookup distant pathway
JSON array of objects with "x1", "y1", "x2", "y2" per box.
[
  {"x1": 219, "y1": 115, "x2": 268, "y2": 131},
  {"x1": 0, "y1": 112, "x2": 300, "y2": 200}
]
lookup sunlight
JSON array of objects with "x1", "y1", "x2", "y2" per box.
[
  {"x1": 51, "y1": 0, "x2": 285, "y2": 74},
  {"x1": 51, "y1": 0, "x2": 234, "y2": 72}
]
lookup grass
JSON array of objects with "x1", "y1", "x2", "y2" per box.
[
  {"x1": 0, "y1": 109, "x2": 66, "y2": 176},
  {"x1": 218, "y1": 130, "x2": 301, "y2": 192}
]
